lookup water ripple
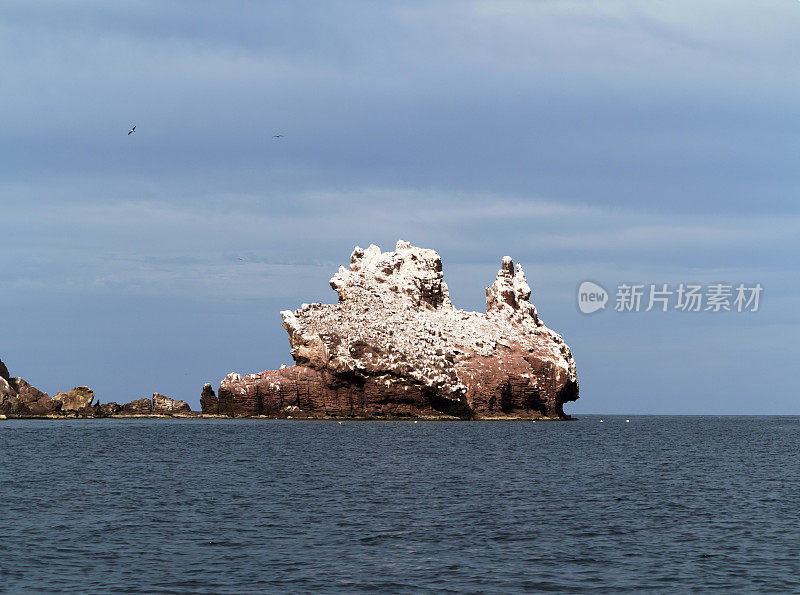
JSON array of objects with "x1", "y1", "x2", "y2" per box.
[{"x1": 1, "y1": 416, "x2": 799, "y2": 592}]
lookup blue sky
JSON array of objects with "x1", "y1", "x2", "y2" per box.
[{"x1": 1, "y1": 1, "x2": 798, "y2": 413}]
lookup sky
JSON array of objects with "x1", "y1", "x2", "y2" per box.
[{"x1": 1, "y1": 0, "x2": 798, "y2": 414}]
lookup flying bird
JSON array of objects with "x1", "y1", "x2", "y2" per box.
[
  {"x1": 273, "y1": 134, "x2": 283, "y2": 138},
  {"x1": 128, "y1": 126, "x2": 136, "y2": 135}
]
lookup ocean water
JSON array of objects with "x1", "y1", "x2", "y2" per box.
[{"x1": 1, "y1": 416, "x2": 799, "y2": 593}]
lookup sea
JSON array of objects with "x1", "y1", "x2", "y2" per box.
[{"x1": 1, "y1": 416, "x2": 799, "y2": 593}]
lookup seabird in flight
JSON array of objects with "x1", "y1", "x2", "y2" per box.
[
  {"x1": 273, "y1": 134, "x2": 283, "y2": 138},
  {"x1": 128, "y1": 126, "x2": 136, "y2": 135}
]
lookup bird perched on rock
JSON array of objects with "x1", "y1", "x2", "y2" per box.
[{"x1": 128, "y1": 125, "x2": 136, "y2": 135}]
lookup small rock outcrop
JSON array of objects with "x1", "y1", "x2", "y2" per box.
[
  {"x1": 121, "y1": 398, "x2": 153, "y2": 414},
  {"x1": 0, "y1": 366, "x2": 103, "y2": 417},
  {"x1": 0, "y1": 358, "x2": 61, "y2": 417},
  {"x1": 116, "y1": 394, "x2": 194, "y2": 415},
  {"x1": 200, "y1": 383, "x2": 219, "y2": 414},
  {"x1": 99, "y1": 402, "x2": 122, "y2": 416},
  {"x1": 214, "y1": 241, "x2": 578, "y2": 419},
  {"x1": 54, "y1": 387, "x2": 95, "y2": 411},
  {"x1": 152, "y1": 392, "x2": 191, "y2": 414}
]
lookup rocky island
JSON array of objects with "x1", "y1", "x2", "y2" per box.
[
  {"x1": 1, "y1": 241, "x2": 578, "y2": 420},
  {"x1": 202, "y1": 241, "x2": 578, "y2": 420}
]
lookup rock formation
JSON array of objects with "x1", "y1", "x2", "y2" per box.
[
  {"x1": 115, "y1": 393, "x2": 194, "y2": 416},
  {"x1": 122, "y1": 398, "x2": 153, "y2": 414},
  {"x1": 152, "y1": 392, "x2": 191, "y2": 414},
  {"x1": 211, "y1": 241, "x2": 578, "y2": 419},
  {"x1": 200, "y1": 383, "x2": 219, "y2": 414},
  {"x1": 54, "y1": 387, "x2": 95, "y2": 411},
  {"x1": 2, "y1": 242, "x2": 579, "y2": 420},
  {"x1": 0, "y1": 357, "x2": 196, "y2": 418},
  {"x1": 0, "y1": 358, "x2": 61, "y2": 417},
  {"x1": 0, "y1": 365, "x2": 100, "y2": 417},
  {"x1": 99, "y1": 402, "x2": 122, "y2": 416}
]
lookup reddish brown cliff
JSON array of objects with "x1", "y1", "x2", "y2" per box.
[{"x1": 209, "y1": 241, "x2": 578, "y2": 419}]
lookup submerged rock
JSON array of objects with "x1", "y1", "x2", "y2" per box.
[{"x1": 215, "y1": 241, "x2": 578, "y2": 419}]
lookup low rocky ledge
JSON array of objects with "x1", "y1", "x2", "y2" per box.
[
  {"x1": 0, "y1": 364, "x2": 197, "y2": 419},
  {"x1": 202, "y1": 241, "x2": 578, "y2": 420}
]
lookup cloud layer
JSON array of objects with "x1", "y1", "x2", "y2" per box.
[{"x1": 1, "y1": 1, "x2": 798, "y2": 412}]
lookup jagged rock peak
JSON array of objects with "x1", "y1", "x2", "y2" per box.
[
  {"x1": 486, "y1": 255, "x2": 540, "y2": 325},
  {"x1": 0, "y1": 358, "x2": 12, "y2": 401},
  {"x1": 329, "y1": 240, "x2": 451, "y2": 309},
  {"x1": 200, "y1": 383, "x2": 219, "y2": 414}
]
